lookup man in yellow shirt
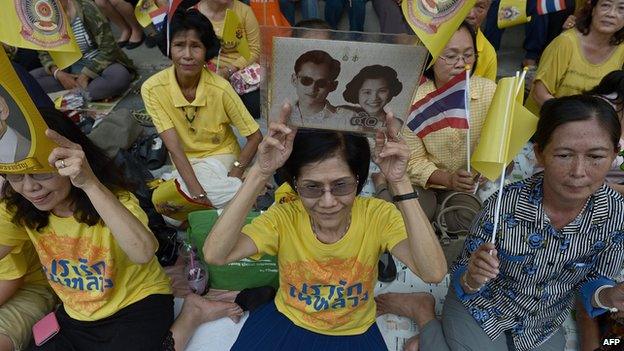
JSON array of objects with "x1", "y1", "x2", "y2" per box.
[{"x1": 465, "y1": 0, "x2": 498, "y2": 81}]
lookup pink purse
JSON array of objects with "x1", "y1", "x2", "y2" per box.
[
  {"x1": 32, "y1": 312, "x2": 60, "y2": 346},
  {"x1": 229, "y1": 63, "x2": 262, "y2": 95}
]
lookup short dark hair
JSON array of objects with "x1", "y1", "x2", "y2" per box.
[
  {"x1": 159, "y1": 9, "x2": 221, "y2": 61},
  {"x1": 294, "y1": 50, "x2": 341, "y2": 81},
  {"x1": 280, "y1": 130, "x2": 370, "y2": 194},
  {"x1": 587, "y1": 70, "x2": 624, "y2": 112},
  {"x1": 534, "y1": 94, "x2": 621, "y2": 152},
  {"x1": 295, "y1": 18, "x2": 332, "y2": 30},
  {"x1": 576, "y1": 0, "x2": 624, "y2": 46},
  {"x1": 1, "y1": 108, "x2": 131, "y2": 230},
  {"x1": 423, "y1": 21, "x2": 478, "y2": 81},
  {"x1": 343, "y1": 65, "x2": 403, "y2": 104}
]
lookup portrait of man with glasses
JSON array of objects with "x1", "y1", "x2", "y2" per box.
[
  {"x1": 0, "y1": 92, "x2": 31, "y2": 164},
  {"x1": 289, "y1": 49, "x2": 355, "y2": 129}
]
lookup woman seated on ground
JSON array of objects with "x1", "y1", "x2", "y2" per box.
[
  {"x1": 377, "y1": 95, "x2": 624, "y2": 351},
  {"x1": 0, "y1": 109, "x2": 243, "y2": 351},
  {"x1": 195, "y1": 0, "x2": 262, "y2": 119},
  {"x1": 341, "y1": 65, "x2": 403, "y2": 133},
  {"x1": 400, "y1": 21, "x2": 496, "y2": 220},
  {"x1": 30, "y1": 0, "x2": 136, "y2": 101},
  {"x1": 203, "y1": 105, "x2": 447, "y2": 350},
  {"x1": 0, "y1": 185, "x2": 55, "y2": 351},
  {"x1": 525, "y1": 0, "x2": 624, "y2": 114},
  {"x1": 141, "y1": 9, "x2": 261, "y2": 219}
]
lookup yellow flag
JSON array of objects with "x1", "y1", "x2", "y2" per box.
[
  {"x1": 0, "y1": 0, "x2": 81, "y2": 69},
  {"x1": 222, "y1": 9, "x2": 251, "y2": 60},
  {"x1": 135, "y1": 0, "x2": 160, "y2": 28},
  {"x1": 402, "y1": 0, "x2": 476, "y2": 65},
  {"x1": 0, "y1": 46, "x2": 56, "y2": 173},
  {"x1": 471, "y1": 76, "x2": 538, "y2": 180},
  {"x1": 497, "y1": 0, "x2": 530, "y2": 29}
]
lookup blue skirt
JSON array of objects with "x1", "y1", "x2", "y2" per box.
[{"x1": 231, "y1": 300, "x2": 387, "y2": 351}]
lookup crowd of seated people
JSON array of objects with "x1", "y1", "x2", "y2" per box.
[{"x1": 1, "y1": 0, "x2": 624, "y2": 350}]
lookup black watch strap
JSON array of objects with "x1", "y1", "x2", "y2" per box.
[{"x1": 392, "y1": 191, "x2": 419, "y2": 202}]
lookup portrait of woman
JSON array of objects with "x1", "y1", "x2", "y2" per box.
[{"x1": 342, "y1": 65, "x2": 403, "y2": 131}]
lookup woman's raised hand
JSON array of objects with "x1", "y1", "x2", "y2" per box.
[
  {"x1": 47, "y1": 129, "x2": 98, "y2": 190},
  {"x1": 373, "y1": 113, "x2": 409, "y2": 183},
  {"x1": 256, "y1": 103, "x2": 297, "y2": 177},
  {"x1": 465, "y1": 242, "x2": 500, "y2": 290}
]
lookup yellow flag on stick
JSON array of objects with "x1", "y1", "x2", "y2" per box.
[
  {"x1": 135, "y1": 0, "x2": 160, "y2": 28},
  {"x1": 402, "y1": 0, "x2": 476, "y2": 65},
  {"x1": 0, "y1": 0, "x2": 81, "y2": 69},
  {"x1": 497, "y1": 0, "x2": 530, "y2": 29},
  {"x1": 222, "y1": 9, "x2": 251, "y2": 60},
  {"x1": 471, "y1": 75, "x2": 538, "y2": 180}
]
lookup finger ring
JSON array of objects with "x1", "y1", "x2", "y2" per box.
[{"x1": 59, "y1": 160, "x2": 66, "y2": 169}]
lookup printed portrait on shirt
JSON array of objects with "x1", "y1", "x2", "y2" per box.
[
  {"x1": 0, "y1": 85, "x2": 31, "y2": 164},
  {"x1": 269, "y1": 36, "x2": 427, "y2": 134}
]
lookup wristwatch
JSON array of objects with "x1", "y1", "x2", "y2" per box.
[{"x1": 233, "y1": 161, "x2": 245, "y2": 169}]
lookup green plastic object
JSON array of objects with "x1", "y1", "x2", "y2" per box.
[{"x1": 187, "y1": 210, "x2": 279, "y2": 291}]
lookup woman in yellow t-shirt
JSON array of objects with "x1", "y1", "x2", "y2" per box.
[
  {"x1": 203, "y1": 106, "x2": 447, "y2": 350},
  {"x1": 527, "y1": 0, "x2": 624, "y2": 114},
  {"x1": 196, "y1": 0, "x2": 262, "y2": 118},
  {"x1": 142, "y1": 9, "x2": 261, "y2": 222},
  {"x1": 0, "y1": 109, "x2": 242, "y2": 350}
]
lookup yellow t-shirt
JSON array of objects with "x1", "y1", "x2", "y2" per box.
[
  {"x1": 0, "y1": 192, "x2": 172, "y2": 322},
  {"x1": 526, "y1": 29, "x2": 624, "y2": 115},
  {"x1": 242, "y1": 197, "x2": 407, "y2": 336},
  {"x1": 0, "y1": 240, "x2": 47, "y2": 286},
  {"x1": 141, "y1": 66, "x2": 260, "y2": 159},
  {"x1": 474, "y1": 29, "x2": 497, "y2": 82},
  {"x1": 205, "y1": 0, "x2": 261, "y2": 70}
]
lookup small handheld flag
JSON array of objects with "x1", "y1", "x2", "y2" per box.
[
  {"x1": 536, "y1": 0, "x2": 566, "y2": 15},
  {"x1": 406, "y1": 72, "x2": 469, "y2": 139}
]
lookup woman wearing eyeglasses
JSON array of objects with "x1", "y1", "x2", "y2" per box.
[
  {"x1": 0, "y1": 109, "x2": 243, "y2": 350},
  {"x1": 401, "y1": 21, "x2": 497, "y2": 221},
  {"x1": 203, "y1": 104, "x2": 447, "y2": 350}
]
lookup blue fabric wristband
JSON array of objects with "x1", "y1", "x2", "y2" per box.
[{"x1": 580, "y1": 276, "x2": 617, "y2": 318}]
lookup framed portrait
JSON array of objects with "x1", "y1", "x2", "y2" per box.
[
  {"x1": 266, "y1": 33, "x2": 428, "y2": 134},
  {"x1": 0, "y1": 46, "x2": 56, "y2": 173}
]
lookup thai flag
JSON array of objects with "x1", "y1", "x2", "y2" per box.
[
  {"x1": 536, "y1": 0, "x2": 566, "y2": 15},
  {"x1": 406, "y1": 72, "x2": 468, "y2": 139},
  {"x1": 149, "y1": 7, "x2": 167, "y2": 31}
]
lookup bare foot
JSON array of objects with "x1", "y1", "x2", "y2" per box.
[
  {"x1": 181, "y1": 293, "x2": 244, "y2": 326},
  {"x1": 403, "y1": 334, "x2": 419, "y2": 351},
  {"x1": 375, "y1": 292, "x2": 435, "y2": 328}
]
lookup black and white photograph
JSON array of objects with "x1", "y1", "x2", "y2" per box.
[
  {"x1": 269, "y1": 36, "x2": 427, "y2": 134},
  {"x1": 0, "y1": 84, "x2": 31, "y2": 164},
  {"x1": 269, "y1": 38, "x2": 427, "y2": 133}
]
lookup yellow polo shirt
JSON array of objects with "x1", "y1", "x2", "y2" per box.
[
  {"x1": 141, "y1": 66, "x2": 259, "y2": 159},
  {"x1": 405, "y1": 77, "x2": 497, "y2": 188},
  {"x1": 474, "y1": 30, "x2": 497, "y2": 82}
]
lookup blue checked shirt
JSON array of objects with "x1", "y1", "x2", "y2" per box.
[{"x1": 451, "y1": 173, "x2": 624, "y2": 351}]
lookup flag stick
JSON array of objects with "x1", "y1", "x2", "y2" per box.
[
  {"x1": 216, "y1": 48, "x2": 222, "y2": 74},
  {"x1": 515, "y1": 66, "x2": 528, "y2": 96},
  {"x1": 489, "y1": 72, "x2": 518, "y2": 244},
  {"x1": 465, "y1": 65, "x2": 471, "y2": 173}
]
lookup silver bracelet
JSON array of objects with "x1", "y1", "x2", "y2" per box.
[
  {"x1": 53, "y1": 68, "x2": 60, "y2": 80},
  {"x1": 461, "y1": 271, "x2": 481, "y2": 292},
  {"x1": 594, "y1": 285, "x2": 619, "y2": 313}
]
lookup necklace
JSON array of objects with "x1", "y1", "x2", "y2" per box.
[
  {"x1": 310, "y1": 217, "x2": 351, "y2": 243},
  {"x1": 183, "y1": 106, "x2": 197, "y2": 134}
]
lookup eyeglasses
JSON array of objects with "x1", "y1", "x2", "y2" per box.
[
  {"x1": 438, "y1": 52, "x2": 477, "y2": 66},
  {"x1": 4, "y1": 173, "x2": 56, "y2": 183},
  {"x1": 295, "y1": 178, "x2": 358, "y2": 198},
  {"x1": 297, "y1": 75, "x2": 333, "y2": 89}
]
